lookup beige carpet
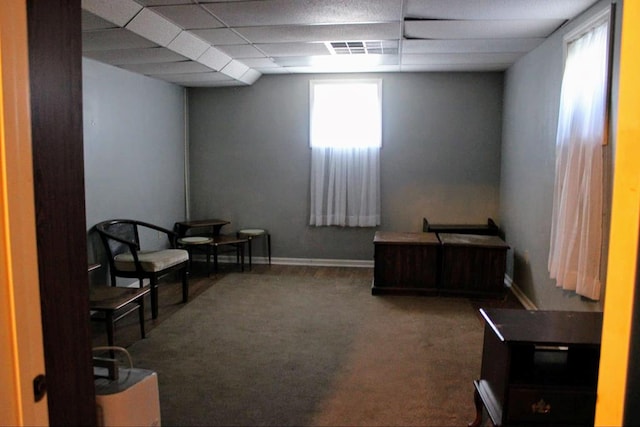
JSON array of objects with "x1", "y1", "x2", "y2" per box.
[{"x1": 126, "y1": 273, "x2": 484, "y2": 426}]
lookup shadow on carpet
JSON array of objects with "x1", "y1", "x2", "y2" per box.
[{"x1": 126, "y1": 273, "x2": 484, "y2": 426}]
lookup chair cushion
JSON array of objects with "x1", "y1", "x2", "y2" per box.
[{"x1": 114, "y1": 249, "x2": 189, "y2": 273}]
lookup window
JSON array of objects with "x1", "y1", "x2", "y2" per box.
[
  {"x1": 548, "y1": 9, "x2": 611, "y2": 300},
  {"x1": 309, "y1": 79, "x2": 382, "y2": 227},
  {"x1": 310, "y1": 80, "x2": 382, "y2": 149}
]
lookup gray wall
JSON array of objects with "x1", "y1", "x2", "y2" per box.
[
  {"x1": 82, "y1": 58, "x2": 186, "y2": 270},
  {"x1": 499, "y1": 0, "x2": 619, "y2": 310},
  {"x1": 188, "y1": 72, "x2": 503, "y2": 262}
]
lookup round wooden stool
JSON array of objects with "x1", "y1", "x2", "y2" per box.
[
  {"x1": 237, "y1": 229, "x2": 271, "y2": 269},
  {"x1": 178, "y1": 236, "x2": 213, "y2": 273}
]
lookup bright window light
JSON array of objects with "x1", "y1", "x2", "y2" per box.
[{"x1": 310, "y1": 79, "x2": 382, "y2": 148}]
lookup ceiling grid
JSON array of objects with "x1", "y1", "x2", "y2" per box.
[{"x1": 80, "y1": 0, "x2": 600, "y2": 87}]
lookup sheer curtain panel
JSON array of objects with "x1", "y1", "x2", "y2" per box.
[
  {"x1": 310, "y1": 146, "x2": 380, "y2": 226},
  {"x1": 548, "y1": 17, "x2": 610, "y2": 300}
]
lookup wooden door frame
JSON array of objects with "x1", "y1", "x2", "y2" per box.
[{"x1": 27, "y1": 0, "x2": 96, "y2": 425}]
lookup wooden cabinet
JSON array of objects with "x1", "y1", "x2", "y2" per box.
[
  {"x1": 439, "y1": 233, "x2": 509, "y2": 297},
  {"x1": 471, "y1": 309, "x2": 602, "y2": 427},
  {"x1": 372, "y1": 232, "x2": 440, "y2": 295}
]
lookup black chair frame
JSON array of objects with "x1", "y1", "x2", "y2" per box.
[{"x1": 96, "y1": 219, "x2": 189, "y2": 319}]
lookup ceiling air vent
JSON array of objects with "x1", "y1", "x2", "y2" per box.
[{"x1": 325, "y1": 41, "x2": 398, "y2": 55}]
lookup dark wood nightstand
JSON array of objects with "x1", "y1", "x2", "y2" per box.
[{"x1": 471, "y1": 308, "x2": 602, "y2": 426}]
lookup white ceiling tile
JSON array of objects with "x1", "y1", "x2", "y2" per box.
[
  {"x1": 239, "y1": 69, "x2": 262, "y2": 85},
  {"x1": 203, "y1": 0, "x2": 403, "y2": 27},
  {"x1": 236, "y1": 23, "x2": 401, "y2": 44},
  {"x1": 198, "y1": 47, "x2": 232, "y2": 71},
  {"x1": 285, "y1": 64, "x2": 400, "y2": 73},
  {"x1": 256, "y1": 42, "x2": 330, "y2": 57},
  {"x1": 239, "y1": 57, "x2": 279, "y2": 68},
  {"x1": 80, "y1": 0, "x2": 598, "y2": 84},
  {"x1": 82, "y1": 0, "x2": 142, "y2": 27},
  {"x1": 405, "y1": 0, "x2": 599, "y2": 20},
  {"x1": 82, "y1": 47, "x2": 187, "y2": 64},
  {"x1": 149, "y1": 5, "x2": 225, "y2": 29},
  {"x1": 401, "y1": 52, "x2": 522, "y2": 66},
  {"x1": 195, "y1": 80, "x2": 249, "y2": 87},
  {"x1": 167, "y1": 31, "x2": 210, "y2": 59},
  {"x1": 274, "y1": 54, "x2": 398, "y2": 68},
  {"x1": 126, "y1": 7, "x2": 182, "y2": 46},
  {"x1": 82, "y1": 10, "x2": 118, "y2": 30},
  {"x1": 191, "y1": 28, "x2": 248, "y2": 45},
  {"x1": 221, "y1": 59, "x2": 250, "y2": 79},
  {"x1": 258, "y1": 67, "x2": 291, "y2": 74},
  {"x1": 272, "y1": 56, "x2": 314, "y2": 67},
  {"x1": 404, "y1": 19, "x2": 565, "y2": 39},
  {"x1": 83, "y1": 28, "x2": 158, "y2": 51},
  {"x1": 152, "y1": 71, "x2": 232, "y2": 83},
  {"x1": 121, "y1": 61, "x2": 213, "y2": 75},
  {"x1": 216, "y1": 44, "x2": 266, "y2": 59},
  {"x1": 401, "y1": 38, "x2": 544, "y2": 54},
  {"x1": 401, "y1": 63, "x2": 508, "y2": 72}
]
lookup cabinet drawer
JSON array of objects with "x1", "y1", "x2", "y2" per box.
[{"x1": 506, "y1": 387, "x2": 596, "y2": 425}]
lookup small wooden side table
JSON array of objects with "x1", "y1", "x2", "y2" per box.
[{"x1": 174, "y1": 219, "x2": 230, "y2": 237}]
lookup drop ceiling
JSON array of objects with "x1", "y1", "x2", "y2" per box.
[{"x1": 81, "y1": 0, "x2": 599, "y2": 87}]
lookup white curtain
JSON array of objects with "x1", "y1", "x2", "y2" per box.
[
  {"x1": 310, "y1": 146, "x2": 380, "y2": 227},
  {"x1": 548, "y1": 20, "x2": 610, "y2": 300}
]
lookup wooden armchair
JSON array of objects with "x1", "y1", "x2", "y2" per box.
[{"x1": 95, "y1": 219, "x2": 189, "y2": 319}]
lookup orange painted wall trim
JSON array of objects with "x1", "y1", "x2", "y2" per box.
[{"x1": 595, "y1": 0, "x2": 640, "y2": 425}]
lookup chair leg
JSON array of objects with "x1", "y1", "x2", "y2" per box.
[
  {"x1": 150, "y1": 277, "x2": 159, "y2": 319},
  {"x1": 247, "y1": 237, "x2": 253, "y2": 270},
  {"x1": 240, "y1": 243, "x2": 244, "y2": 272}
]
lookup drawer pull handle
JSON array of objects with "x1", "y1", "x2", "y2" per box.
[{"x1": 532, "y1": 399, "x2": 551, "y2": 414}]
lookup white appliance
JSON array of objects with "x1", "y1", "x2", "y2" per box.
[{"x1": 95, "y1": 367, "x2": 161, "y2": 427}]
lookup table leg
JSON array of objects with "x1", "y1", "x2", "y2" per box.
[
  {"x1": 267, "y1": 233, "x2": 271, "y2": 265},
  {"x1": 212, "y1": 245, "x2": 219, "y2": 273},
  {"x1": 138, "y1": 297, "x2": 146, "y2": 339}
]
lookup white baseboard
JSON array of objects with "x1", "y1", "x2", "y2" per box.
[
  {"x1": 209, "y1": 254, "x2": 374, "y2": 268},
  {"x1": 505, "y1": 274, "x2": 538, "y2": 310}
]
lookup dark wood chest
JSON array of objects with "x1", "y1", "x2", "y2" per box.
[
  {"x1": 439, "y1": 233, "x2": 509, "y2": 297},
  {"x1": 372, "y1": 232, "x2": 440, "y2": 294}
]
